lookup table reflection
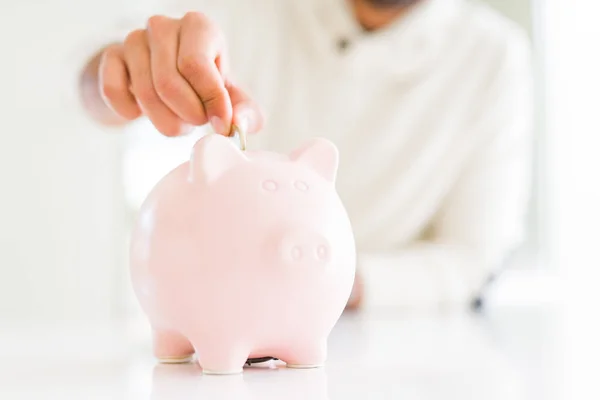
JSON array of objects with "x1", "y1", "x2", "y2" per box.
[{"x1": 150, "y1": 361, "x2": 330, "y2": 400}]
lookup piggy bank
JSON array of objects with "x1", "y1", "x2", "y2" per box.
[{"x1": 129, "y1": 133, "x2": 356, "y2": 374}]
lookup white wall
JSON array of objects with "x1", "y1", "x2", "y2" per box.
[
  {"x1": 0, "y1": 1, "x2": 148, "y2": 323},
  {"x1": 480, "y1": 0, "x2": 533, "y2": 35},
  {"x1": 540, "y1": 2, "x2": 600, "y2": 396}
]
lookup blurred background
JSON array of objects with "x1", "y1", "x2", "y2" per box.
[{"x1": 0, "y1": 0, "x2": 599, "y2": 398}]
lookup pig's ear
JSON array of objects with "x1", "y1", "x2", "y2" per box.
[
  {"x1": 189, "y1": 134, "x2": 248, "y2": 183},
  {"x1": 289, "y1": 137, "x2": 339, "y2": 183}
]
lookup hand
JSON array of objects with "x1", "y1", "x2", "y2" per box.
[
  {"x1": 97, "y1": 12, "x2": 263, "y2": 137},
  {"x1": 345, "y1": 273, "x2": 364, "y2": 311}
]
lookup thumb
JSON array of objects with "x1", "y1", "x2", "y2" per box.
[{"x1": 225, "y1": 80, "x2": 264, "y2": 135}]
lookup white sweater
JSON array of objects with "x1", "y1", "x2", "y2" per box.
[{"x1": 79, "y1": 0, "x2": 534, "y2": 310}]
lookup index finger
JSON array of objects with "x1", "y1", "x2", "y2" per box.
[{"x1": 177, "y1": 12, "x2": 232, "y2": 135}]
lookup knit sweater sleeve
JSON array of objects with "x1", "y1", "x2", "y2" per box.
[{"x1": 358, "y1": 31, "x2": 535, "y2": 311}]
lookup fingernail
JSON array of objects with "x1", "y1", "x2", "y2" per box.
[
  {"x1": 236, "y1": 115, "x2": 249, "y2": 134},
  {"x1": 234, "y1": 106, "x2": 254, "y2": 133},
  {"x1": 210, "y1": 116, "x2": 228, "y2": 135}
]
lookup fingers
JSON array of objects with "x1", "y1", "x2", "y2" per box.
[
  {"x1": 146, "y1": 16, "x2": 207, "y2": 126},
  {"x1": 178, "y1": 12, "x2": 232, "y2": 135},
  {"x1": 103, "y1": 12, "x2": 261, "y2": 138},
  {"x1": 98, "y1": 45, "x2": 142, "y2": 120},
  {"x1": 124, "y1": 29, "x2": 190, "y2": 137},
  {"x1": 226, "y1": 80, "x2": 264, "y2": 135},
  {"x1": 345, "y1": 274, "x2": 364, "y2": 311}
]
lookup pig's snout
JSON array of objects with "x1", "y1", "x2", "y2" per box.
[{"x1": 279, "y1": 231, "x2": 332, "y2": 265}]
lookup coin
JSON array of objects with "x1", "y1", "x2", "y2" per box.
[{"x1": 230, "y1": 124, "x2": 247, "y2": 151}]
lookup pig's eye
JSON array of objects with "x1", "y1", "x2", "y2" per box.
[
  {"x1": 262, "y1": 180, "x2": 279, "y2": 191},
  {"x1": 294, "y1": 180, "x2": 309, "y2": 192}
]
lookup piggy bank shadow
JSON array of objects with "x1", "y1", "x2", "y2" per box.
[{"x1": 150, "y1": 361, "x2": 330, "y2": 400}]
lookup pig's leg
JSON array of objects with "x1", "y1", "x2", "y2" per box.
[
  {"x1": 152, "y1": 329, "x2": 195, "y2": 364},
  {"x1": 194, "y1": 341, "x2": 249, "y2": 375},
  {"x1": 282, "y1": 339, "x2": 327, "y2": 368}
]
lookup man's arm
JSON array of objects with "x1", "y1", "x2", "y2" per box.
[{"x1": 358, "y1": 33, "x2": 535, "y2": 311}]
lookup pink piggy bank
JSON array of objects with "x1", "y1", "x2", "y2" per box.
[{"x1": 129, "y1": 133, "x2": 356, "y2": 374}]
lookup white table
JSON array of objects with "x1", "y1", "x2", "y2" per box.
[{"x1": 0, "y1": 306, "x2": 564, "y2": 400}]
